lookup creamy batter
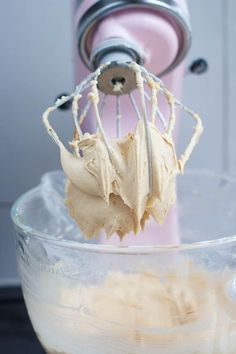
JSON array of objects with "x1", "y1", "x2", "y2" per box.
[
  {"x1": 60, "y1": 120, "x2": 179, "y2": 239},
  {"x1": 24, "y1": 266, "x2": 236, "y2": 354}
]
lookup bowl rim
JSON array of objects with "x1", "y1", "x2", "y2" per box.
[{"x1": 11, "y1": 169, "x2": 236, "y2": 255}]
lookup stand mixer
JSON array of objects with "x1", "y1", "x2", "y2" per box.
[{"x1": 10, "y1": 1, "x2": 236, "y2": 354}]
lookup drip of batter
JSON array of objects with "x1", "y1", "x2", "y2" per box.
[{"x1": 43, "y1": 63, "x2": 203, "y2": 239}]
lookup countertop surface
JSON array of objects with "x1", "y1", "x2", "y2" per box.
[{"x1": 0, "y1": 286, "x2": 45, "y2": 354}]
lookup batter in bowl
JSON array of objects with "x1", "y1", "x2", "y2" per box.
[{"x1": 24, "y1": 264, "x2": 236, "y2": 354}]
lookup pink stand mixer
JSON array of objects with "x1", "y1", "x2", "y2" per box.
[
  {"x1": 12, "y1": 4, "x2": 236, "y2": 353},
  {"x1": 73, "y1": 0, "x2": 191, "y2": 245}
]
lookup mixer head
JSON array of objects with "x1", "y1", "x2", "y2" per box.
[{"x1": 76, "y1": 0, "x2": 192, "y2": 93}]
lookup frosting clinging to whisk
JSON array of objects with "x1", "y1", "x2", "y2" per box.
[{"x1": 43, "y1": 62, "x2": 203, "y2": 239}]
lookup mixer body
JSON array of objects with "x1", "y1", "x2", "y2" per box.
[{"x1": 72, "y1": 0, "x2": 191, "y2": 244}]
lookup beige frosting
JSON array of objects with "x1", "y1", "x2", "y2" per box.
[
  {"x1": 43, "y1": 63, "x2": 203, "y2": 240},
  {"x1": 60, "y1": 120, "x2": 179, "y2": 239}
]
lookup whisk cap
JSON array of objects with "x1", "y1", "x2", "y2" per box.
[{"x1": 97, "y1": 61, "x2": 137, "y2": 95}]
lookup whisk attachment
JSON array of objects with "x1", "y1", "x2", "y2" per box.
[{"x1": 43, "y1": 62, "x2": 203, "y2": 239}]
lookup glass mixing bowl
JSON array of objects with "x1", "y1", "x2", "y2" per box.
[{"x1": 11, "y1": 170, "x2": 236, "y2": 354}]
